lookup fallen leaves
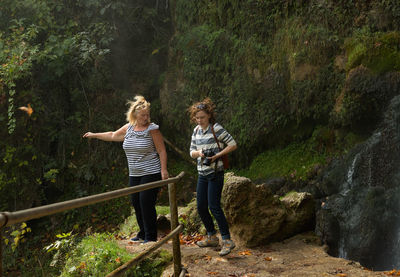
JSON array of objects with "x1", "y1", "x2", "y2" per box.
[
  {"x1": 264, "y1": 256, "x2": 272, "y2": 261},
  {"x1": 215, "y1": 257, "x2": 227, "y2": 262},
  {"x1": 78, "y1": 261, "x2": 86, "y2": 270},
  {"x1": 204, "y1": 255, "x2": 212, "y2": 261},
  {"x1": 385, "y1": 269, "x2": 400, "y2": 276},
  {"x1": 180, "y1": 233, "x2": 203, "y2": 245},
  {"x1": 238, "y1": 250, "x2": 252, "y2": 256}
]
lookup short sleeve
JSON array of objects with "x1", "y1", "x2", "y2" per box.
[{"x1": 148, "y1": 123, "x2": 159, "y2": 131}]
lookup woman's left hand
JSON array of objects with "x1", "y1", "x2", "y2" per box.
[{"x1": 161, "y1": 170, "x2": 169, "y2": 180}]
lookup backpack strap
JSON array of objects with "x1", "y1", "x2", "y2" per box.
[{"x1": 211, "y1": 124, "x2": 222, "y2": 172}]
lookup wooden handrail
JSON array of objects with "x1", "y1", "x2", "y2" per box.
[
  {"x1": 106, "y1": 224, "x2": 184, "y2": 276},
  {"x1": 0, "y1": 172, "x2": 184, "y2": 228},
  {"x1": 0, "y1": 171, "x2": 186, "y2": 277}
]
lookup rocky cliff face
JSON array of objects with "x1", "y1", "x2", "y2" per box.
[
  {"x1": 161, "y1": 1, "x2": 400, "y2": 168},
  {"x1": 316, "y1": 91, "x2": 400, "y2": 270},
  {"x1": 161, "y1": 1, "x2": 400, "y2": 271}
]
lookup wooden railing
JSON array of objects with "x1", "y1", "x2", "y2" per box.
[{"x1": 0, "y1": 171, "x2": 186, "y2": 277}]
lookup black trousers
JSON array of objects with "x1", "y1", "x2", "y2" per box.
[{"x1": 129, "y1": 173, "x2": 161, "y2": 241}]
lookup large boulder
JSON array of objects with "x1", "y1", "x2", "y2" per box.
[
  {"x1": 222, "y1": 173, "x2": 315, "y2": 247},
  {"x1": 278, "y1": 191, "x2": 316, "y2": 239}
]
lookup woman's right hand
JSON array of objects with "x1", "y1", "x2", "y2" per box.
[
  {"x1": 83, "y1": 132, "x2": 95, "y2": 138},
  {"x1": 198, "y1": 149, "x2": 205, "y2": 158}
]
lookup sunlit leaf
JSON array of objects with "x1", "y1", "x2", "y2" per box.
[
  {"x1": 204, "y1": 255, "x2": 212, "y2": 261},
  {"x1": 18, "y1": 103, "x2": 33, "y2": 116},
  {"x1": 78, "y1": 261, "x2": 86, "y2": 269},
  {"x1": 238, "y1": 250, "x2": 252, "y2": 256}
]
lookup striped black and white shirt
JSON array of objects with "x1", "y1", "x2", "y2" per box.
[
  {"x1": 190, "y1": 123, "x2": 236, "y2": 176},
  {"x1": 123, "y1": 123, "x2": 161, "y2": 177}
]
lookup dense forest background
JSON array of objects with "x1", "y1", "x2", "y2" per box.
[{"x1": 1, "y1": 0, "x2": 400, "y2": 275}]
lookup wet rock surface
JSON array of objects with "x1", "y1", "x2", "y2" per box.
[{"x1": 316, "y1": 95, "x2": 400, "y2": 270}]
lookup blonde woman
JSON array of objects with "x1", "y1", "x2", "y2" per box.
[
  {"x1": 83, "y1": 95, "x2": 168, "y2": 243},
  {"x1": 188, "y1": 97, "x2": 237, "y2": 256}
]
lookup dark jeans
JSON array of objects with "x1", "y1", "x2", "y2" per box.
[
  {"x1": 129, "y1": 173, "x2": 161, "y2": 241},
  {"x1": 196, "y1": 171, "x2": 231, "y2": 240}
]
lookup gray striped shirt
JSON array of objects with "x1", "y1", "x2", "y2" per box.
[
  {"x1": 123, "y1": 123, "x2": 161, "y2": 177},
  {"x1": 190, "y1": 123, "x2": 236, "y2": 176}
]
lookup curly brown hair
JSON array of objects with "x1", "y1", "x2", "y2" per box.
[{"x1": 188, "y1": 97, "x2": 216, "y2": 124}]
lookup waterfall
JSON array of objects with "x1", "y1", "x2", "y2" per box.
[{"x1": 346, "y1": 153, "x2": 359, "y2": 187}]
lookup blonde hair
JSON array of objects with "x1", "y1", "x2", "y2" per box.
[
  {"x1": 188, "y1": 97, "x2": 216, "y2": 124},
  {"x1": 126, "y1": 95, "x2": 151, "y2": 125}
]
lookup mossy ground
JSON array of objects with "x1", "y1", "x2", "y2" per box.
[
  {"x1": 237, "y1": 126, "x2": 366, "y2": 182},
  {"x1": 46, "y1": 206, "x2": 173, "y2": 277}
]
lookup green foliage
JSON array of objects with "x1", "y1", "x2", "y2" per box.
[
  {"x1": 156, "y1": 205, "x2": 172, "y2": 216},
  {"x1": 57, "y1": 232, "x2": 171, "y2": 277},
  {"x1": 0, "y1": 0, "x2": 172, "y2": 274},
  {"x1": 165, "y1": 12, "x2": 343, "y2": 166},
  {"x1": 0, "y1": 0, "x2": 171, "y2": 214},
  {"x1": 237, "y1": 140, "x2": 326, "y2": 181},
  {"x1": 44, "y1": 231, "x2": 77, "y2": 268},
  {"x1": 2, "y1": 223, "x2": 60, "y2": 276},
  {"x1": 237, "y1": 127, "x2": 335, "y2": 181},
  {"x1": 164, "y1": 0, "x2": 400, "y2": 168},
  {"x1": 1, "y1": 0, "x2": 400, "y2": 273},
  {"x1": 117, "y1": 206, "x2": 170, "y2": 238},
  {"x1": 237, "y1": 125, "x2": 367, "y2": 182},
  {"x1": 345, "y1": 29, "x2": 400, "y2": 74},
  {"x1": 167, "y1": 157, "x2": 196, "y2": 177},
  {"x1": 3, "y1": 222, "x2": 32, "y2": 251},
  {"x1": 60, "y1": 233, "x2": 132, "y2": 276},
  {"x1": 117, "y1": 209, "x2": 139, "y2": 238},
  {"x1": 0, "y1": 21, "x2": 39, "y2": 133}
]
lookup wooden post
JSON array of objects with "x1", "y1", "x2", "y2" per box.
[
  {"x1": 168, "y1": 182, "x2": 181, "y2": 277},
  {"x1": 0, "y1": 227, "x2": 2, "y2": 277}
]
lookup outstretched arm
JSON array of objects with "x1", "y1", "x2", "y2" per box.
[
  {"x1": 83, "y1": 123, "x2": 129, "y2": 142},
  {"x1": 151, "y1": 129, "x2": 169, "y2": 180}
]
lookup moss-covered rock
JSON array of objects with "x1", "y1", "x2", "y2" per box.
[
  {"x1": 345, "y1": 31, "x2": 400, "y2": 74},
  {"x1": 332, "y1": 65, "x2": 400, "y2": 130}
]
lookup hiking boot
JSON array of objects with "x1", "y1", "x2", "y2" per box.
[
  {"x1": 130, "y1": 236, "x2": 144, "y2": 242},
  {"x1": 196, "y1": 235, "x2": 219, "y2": 247},
  {"x1": 219, "y1": 239, "x2": 235, "y2": 256}
]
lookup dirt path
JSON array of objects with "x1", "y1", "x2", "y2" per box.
[{"x1": 121, "y1": 232, "x2": 388, "y2": 277}]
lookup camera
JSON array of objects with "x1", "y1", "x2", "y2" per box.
[{"x1": 202, "y1": 149, "x2": 217, "y2": 166}]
